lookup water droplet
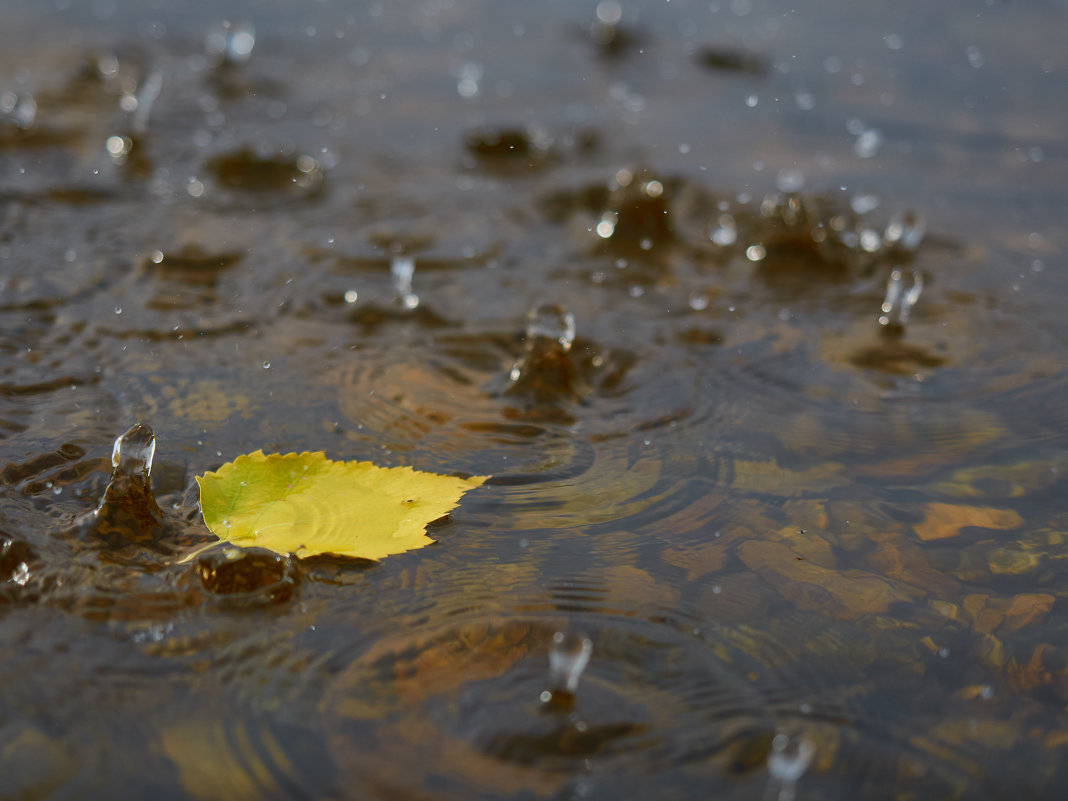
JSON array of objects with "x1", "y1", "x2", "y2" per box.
[
  {"x1": 767, "y1": 733, "x2": 816, "y2": 801},
  {"x1": 596, "y1": 212, "x2": 617, "y2": 239},
  {"x1": 525, "y1": 303, "x2": 576, "y2": 351},
  {"x1": 854, "y1": 127, "x2": 883, "y2": 159},
  {"x1": 456, "y1": 61, "x2": 482, "y2": 98},
  {"x1": 876, "y1": 268, "x2": 923, "y2": 328},
  {"x1": 745, "y1": 244, "x2": 767, "y2": 262},
  {"x1": 710, "y1": 213, "x2": 738, "y2": 246},
  {"x1": 262, "y1": 361, "x2": 271, "y2": 369},
  {"x1": 596, "y1": 0, "x2": 623, "y2": 24},
  {"x1": 850, "y1": 192, "x2": 880, "y2": 215},
  {"x1": 883, "y1": 209, "x2": 926, "y2": 253},
  {"x1": 688, "y1": 292, "x2": 709, "y2": 311},
  {"x1": 206, "y1": 20, "x2": 256, "y2": 66},
  {"x1": 105, "y1": 135, "x2": 131, "y2": 158},
  {"x1": 859, "y1": 229, "x2": 881, "y2": 253},
  {"x1": 111, "y1": 423, "x2": 156, "y2": 479},
  {"x1": 344, "y1": 289, "x2": 358, "y2": 303},
  {"x1": 548, "y1": 630, "x2": 593, "y2": 694},
  {"x1": 390, "y1": 254, "x2": 416, "y2": 304},
  {"x1": 113, "y1": 306, "x2": 123, "y2": 315}
]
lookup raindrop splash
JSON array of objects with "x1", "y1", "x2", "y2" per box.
[
  {"x1": 130, "y1": 68, "x2": 163, "y2": 137},
  {"x1": 525, "y1": 303, "x2": 576, "y2": 352},
  {"x1": 506, "y1": 303, "x2": 583, "y2": 406},
  {"x1": 878, "y1": 268, "x2": 923, "y2": 329},
  {"x1": 546, "y1": 630, "x2": 593, "y2": 696},
  {"x1": 390, "y1": 255, "x2": 419, "y2": 309},
  {"x1": 883, "y1": 209, "x2": 926, "y2": 255},
  {"x1": 111, "y1": 423, "x2": 157, "y2": 480},
  {"x1": 766, "y1": 733, "x2": 816, "y2": 801}
]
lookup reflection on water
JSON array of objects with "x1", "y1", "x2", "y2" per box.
[{"x1": 1, "y1": 0, "x2": 1066, "y2": 798}]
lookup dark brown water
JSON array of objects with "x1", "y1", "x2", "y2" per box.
[{"x1": 2, "y1": 1, "x2": 1066, "y2": 798}]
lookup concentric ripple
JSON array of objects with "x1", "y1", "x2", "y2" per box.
[
  {"x1": 334, "y1": 325, "x2": 701, "y2": 531},
  {"x1": 320, "y1": 606, "x2": 1008, "y2": 801}
]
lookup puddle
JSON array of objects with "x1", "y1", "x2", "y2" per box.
[{"x1": 1, "y1": 1, "x2": 1066, "y2": 799}]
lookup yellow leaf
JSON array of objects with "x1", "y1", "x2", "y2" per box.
[{"x1": 194, "y1": 450, "x2": 488, "y2": 560}]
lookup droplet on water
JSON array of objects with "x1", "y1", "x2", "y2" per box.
[
  {"x1": 111, "y1": 423, "x2": 157, "y2": 479},
  {"x1": 878, "y1": 268, "x2": 924, "y2": 329},
  {"x1": 767, "y1": 733, "x2": 816, "y2": 801},
  {"x1": 850, "y1": 192, "x2": 880, "y2": 215},
  {"x1": 390, "y1": 255, "x2": 419, "y2": 309},
  {"x1": 547, "y1": 630, "x2": 593, "y2": 694},
  {"x1": 883, "y1": 209, "x2": 926, "y2": 254},
  {"x1": 525, "y1": 303, "x2": 576, "y2": 352},
  {"x1": 710, "y1": 213, "x2": 737, "y2": 246},
  {"x1": 853, "y1": 127, "x2": 882, "y2": 159},
  {"x1": 205, "y1": 20, "x2": 256, "y2": 66}
]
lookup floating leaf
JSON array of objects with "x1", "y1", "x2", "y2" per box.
[{"x1": 195, "y1": 450, "x2": 488, "y2": 560}]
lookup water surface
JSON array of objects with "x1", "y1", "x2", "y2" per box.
[{"x1": 1, "y1": 1, "x2": 1066, "y2": 799}]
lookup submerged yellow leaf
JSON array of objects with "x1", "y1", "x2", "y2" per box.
[{"x1": 195, "y1": 450, "x2": 488, "y2": 560}]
